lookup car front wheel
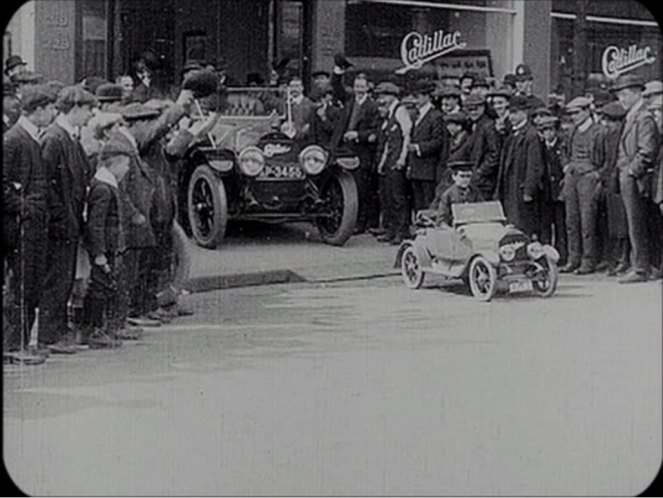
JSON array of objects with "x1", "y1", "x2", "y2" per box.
[
  {"x1": 187, "y1": 165, "x2": 228, "y2": 249},
  {"x1": 532, "y1": 256, "x2": 558, "y2": 297},
  {"x1": 315, "y1": 170, "x2": 358, "y2": 246},
  {"x1": 468, "y1": 256, "x2": 497, "y2": 301}
]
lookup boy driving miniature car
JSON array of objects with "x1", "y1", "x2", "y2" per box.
[{"x1": 424, "y1": 160, "x2": 484, "y2": 226}]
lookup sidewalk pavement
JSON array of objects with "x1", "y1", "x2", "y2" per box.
[{"x1": 184, "y1": 222, "x2": 400, "y2": 293}]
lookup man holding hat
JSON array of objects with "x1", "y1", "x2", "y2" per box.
[
  {"x1": 3, "y1": 84, "x2": 57, "y2": 360},
  {"x1": 464, "y1": 93, "x2": 500, "y2": 199},
  {"x1": 558, "y1": 95, "x2": 606, "y2": 275},
  {"x1": 374, "y1": 81, "x2": 412, "y2": 244},
  {"x1": 39, "y1": 85, "x2": 98, "y2": 352},
  {"x1": 613, "y1": 73, "x2": 661, "y2": 283},
  {"x1": 495, "y1": 95, "x2": 545, "y2": 238},
  {"x1": 406, "y1": 79, "x2": 444, "y2": 211}
]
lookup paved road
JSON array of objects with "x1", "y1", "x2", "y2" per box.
[{"x1": 4, "y1": 274, "x2": 661, "y2": 495}]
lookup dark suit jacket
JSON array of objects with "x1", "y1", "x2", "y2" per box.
[
  {"x1": 2, "y1": 123, "x2": 48, "y2": 248},
  {"x1": 542, "y1": 133, "x2": 568, "y2": 202},
  {"x1": 41, "y1": 122, "x2": 92, "y2": 242},
  {"x1": 496, "y1": 122, "x2": 545, "y2": 229},
  {"x1": 407, "y1": 107, "x2": 444, "y2": 181},
  {"x1": 466, "y1": 114, "x2": 500, "y2": 195},
  {"x1": 310, "y1": 103, "x2": 342, "y2": 149},
  {"x1": 86, "y1": 178, "x2": 121, "y2": 258}
]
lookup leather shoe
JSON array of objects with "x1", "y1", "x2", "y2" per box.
[
  {"x1": 618, "y1": 271, "x2": 649, "y2": 284},
  {"x1": 368, "y1": 227, "x2": 385, "y2": 236},
  {"x1": 613, "y1": 262, "x2": 630, "y2": 274},
  {"x1": 559, "y1": 263, "x2": 579, "y2": 273},
  {"x1": 574, "y1": 264, "x2": 595, "y2": 275},
  {"x1": 390, "y1": 236, "x2": 404, "y2": 245},
  {"x1": 377, "y1": 234, "x2": 395, "y2": 242}
]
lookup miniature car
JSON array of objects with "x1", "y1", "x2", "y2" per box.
[
  {"x1": 177, "y1": 87, "x2": 359, "y2": 248},
  {"x1": 395, "y1": 201, "x2": 559, "y2": 301}
]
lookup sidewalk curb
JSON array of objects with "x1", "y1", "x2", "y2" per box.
[{"x1": 185, "y1": 269, "x2": 400, "y2": 293}]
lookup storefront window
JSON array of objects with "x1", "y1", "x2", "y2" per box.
[
  {"x1": 344, "y1": 0, "x2": 514, "y2": 82},
  {"x1": 80, "y1": 0, "x2": 108, "y2": 79}
]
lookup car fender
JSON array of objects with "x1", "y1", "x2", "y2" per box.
[
  {"x1": 472, "y1": 249, "x2": 500, "y2": 267},
  {"x1": 393, "y1": 238, "x2": 431, "y2": 269},
  {"x1": 542, "y1": 245, "x2": 560, "y2": 263}
]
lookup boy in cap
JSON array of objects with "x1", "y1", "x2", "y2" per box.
[
  {"x1": 439, "y1": 110, "x2": 471, "y2": 190},
  {"x1": 538, "y1": 114, "x2": 568, "y2": 266},
  {"x1": 406, "y1": 79, "x2": 444, "y2": 211},
  {"x1": 464, "y1": 93, "x2": 500, "y2": 199},
  {"x1": 3, "y1": 84, "x2": 57, "y2": 362},
  {"x1": 559, "y1": 95, "x2": 606, "y2": 275},
  {"x1": 80, "y1": 134, "x2": 133, "y2": 348},
  {"x1": 495, "y1": 95, "x2": 545, "y2": 237},
  {"x1": 436, "y1": 85, "x2": 462, "y2": 116},
  {"x1": 39, "y1": 85, "x2": 98, "y2": 353},
  {"x1": 612, "y1": 73, "x2": 661, "y2": 282},
  {"x1": 427, "y1": 160, "x2": 483, "y2": 226}
]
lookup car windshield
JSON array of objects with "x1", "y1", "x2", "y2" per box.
[
  {"x1": 452, "y1": 201, "x2": 507, "y2": 226},
  {"x1": 205, "y1": 87, "x2": 288, "y2": 150}
]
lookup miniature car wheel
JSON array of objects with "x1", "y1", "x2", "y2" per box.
[
  {"x1": 315, "y1": 170, "x2": 358, "y2": 246},
  {"x1": 532, "y1": 256, "x2": 559, "y2": 297},
  {"x1": 187, "y1": 165, "x2": 228, "y2": 248},
  {"x1": 400, "y1": 245, "x2": 425, "y2": 289},
  {"x1": 468, "y1": 256, "x2": 497, "y2": 301}
]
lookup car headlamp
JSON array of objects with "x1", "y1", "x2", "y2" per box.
[
  {"x1": 527, "y1": 241, "x2": 545, "y2": 260},
  {"x1": 208, "y1": 159, "x2": 234, "y2": 172},
  {"x1": 336, "y1": 156, "x2": 360, "y2": 170},
  {"x1": 499, "y1": 245, "x2": 516, "y2": 262},
  {"x1": 238, "y1": 146, "x2": 265, "y2": 177},
  {"x1": 298, "y1": 145, "x2": 327, "y2": 175}
]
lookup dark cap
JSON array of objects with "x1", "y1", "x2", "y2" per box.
[
  {"x1": 509, "y1": 95, "x2": 532, "y2": 112},
  {"x1": 99, "y1": 130, "x2": 136, "y2": 161},
  {"x1": 599, "y1": 101, "x2": 627, "y2": 120},
  {"x1": 515, "y1": 63, "x2": 533, "y2": 81},
  {"x1": 592, "y1": 89, "x2": 614, "y2": 108},
  {"x1": 444, "y1": 111, "x2": 469, "y2": 124},
  {"x1": 532, "y1": 106, "x2": 553, "y2": 117},
  {"x1": 470, "y1": 75, "x2": 489, "y2": 88},
  {"x1": 4, "y1": 55, "x2": 27, "y2": 74},
  {"x1": 182, "y1": 69, "x2": 219, "y2": 98},
  {"x1": 57, "y1": 85, "x2": 98, "y2": 109},
  {"x1": 95, "y1": 83, "x2": 124, "y2": 102},
  {"x1": 413, "y1": 79, "x2": 435, "y2": 96},
  {"x1": 333, "y1": 53, "x2": 354, "y2": 70},
  {"x1": 503, "y1": 73, "x2": 517, "y2": 86},
  {"x1": 182, "y1": 59, "x2": 204, "y2": 73},
  {"x1": 309, "y1": 82, "x2": 334, "y2": 101},
  {"x1": 536, "y1": 115, "x2": 559, "y2": 129},
  {"x1": 566, "y1": 96, "x2": 592, "y2": 111},
  {"x1": 119, "y1": 102, "x2": 160, "y2": 120},
  {"x1": 374, "y1": 81, "x2": 400, "y2": 96},
  {"x1": 436, "y1": 84, "x2": 462, "y2": 98},
  {"x1": 610, "y1": 74, "x2": 645, "y2": 92},
  {"x1": 448, "y1": 160, "x2": 475, "y2": 171},
  {"x1": 464, "y1": 93, "x2": 486, "y2": 107},
  {"x1": 487, "y1": 85, "x2": 512, "y2": 99},
  {"x1": 20, "y1": 84, "x2": 56, "y2": 111}
]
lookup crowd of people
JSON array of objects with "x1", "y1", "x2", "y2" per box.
[
  {"x1": 2, "y1": 49, "x2": 662, "y2": 365},
  {"x1": 3, "y1": 54, "x2": 221, "y2": 365}
]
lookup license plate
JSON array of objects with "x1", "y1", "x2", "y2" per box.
[
  {"x1": 509, "y1": 280, "x2": 533, "y2": 293},
  {"x1": 258, "y1": 164, "x2": 304, "y2": 180}
]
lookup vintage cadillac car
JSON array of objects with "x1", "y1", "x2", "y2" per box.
[
  {"x1": 396, "y1": 201, "x2": 560, "y2": 301},
  {"x1": 177, "y1": 87, "x2": 359, "y2": 248}
]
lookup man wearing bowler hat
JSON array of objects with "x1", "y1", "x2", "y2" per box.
[
  {"x1": 374, "y1": 81, "x2": 412, "y2": 244},
  {"x1": 495, "y1": 95, "x2": 545, "y2": 238},
  {"x1": 612, "y1": 73, "x2": 660, "y2": 283},
  {"x1": 406, "y1": 79, "x2": 444, "y2": 211},
  {"x1": 4, "y1": 54, "x2": 28, "y2": 80}
]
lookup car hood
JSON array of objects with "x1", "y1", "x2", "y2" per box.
[{"x1": 457, "y1": 222, "x2": 524, "y2": 251}]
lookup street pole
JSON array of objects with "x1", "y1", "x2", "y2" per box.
[{"x1": 573, "y1": 0, "x2": 589, "y2": 97}]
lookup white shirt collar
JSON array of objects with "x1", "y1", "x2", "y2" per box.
[
  {"x1": 355, "y1": 94, "x2": 368, "y2": 106},
  {"x1": 388, "y1": 99, "x2": 399, "y2": 117},
  {"x1": 511, "y1": 118, "x2": 527, "y2": 133},
  {"x1": 416, "y1": 102, "x2": 432, "y2": 123},
  {"x1": 577, "y1": 116, "x2": 593, "y2": 133},
  {"x1": 17, "y1": 115, "x2": 41, "y2": 143},
  {"x1": 94, "y1": 165, "x2": 118, "y2": 188},
  {"x1": 292, "y1": 94, "x2": 304, "y2": 105},
  {"x1": 56, "y1": 114, "x2": 78, "y2": 139}
]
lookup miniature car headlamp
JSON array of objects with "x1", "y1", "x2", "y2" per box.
[
  {"x1": 499, "y1": 245, "x2": 516, "y2": 262},
  {"x1": 527, "y1": 241, "x2": 545, "y2": 260},
  {"x1": 336, "y1": 156, "x2": 360, "y2": 170},
  {"x1": 238, "y1": 146, "x2": 265, "y2": 177},
  {"x1": 298, "y1": 145, "x2": 327, "y2": 175}
]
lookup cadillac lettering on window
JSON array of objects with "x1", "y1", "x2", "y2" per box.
[
  {"x1": 602, "y1": 44, "x2": 656, "y2": 79},
  {"x1": 396, "y1": 29, "x2": 467, "y2": 75}
]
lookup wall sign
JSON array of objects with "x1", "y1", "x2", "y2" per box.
[
  {"x1": 602, "y1": 43, "x2": 656, "y2": 79},
  {"x1": 396, "y1": 29, "x2": 467, "y2": 75}
]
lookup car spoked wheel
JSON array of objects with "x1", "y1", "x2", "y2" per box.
[
  {"x1": 468, "y1": 256, "x2": 497, "y2": 301},
  {"x1": 401, "y1": 246, "x2": 424, "y2": 289},
  {"x1": 532, "y1": 256, "x2": 558, "y2": 297},
  {"x1": 187, "y1": 166, "x2": 228, "y2": 249},
  {"x1": 316, "y1": 170, "x2": 358, "y2": 246}
]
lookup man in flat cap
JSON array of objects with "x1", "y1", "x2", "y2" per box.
[
  {"x1": 3, "y1": 84, "x2": 57, "y2": 361},
  {"x1": 406, "y1": 79, "x2": 444, "y2": 211},
  {"x1": 495, "y1": 95, "x2": 545, "y2": 238},
  {"x1": 642, "y1": 80, "x2": 662, "y2": 106},
  {"x1": 330, "y1": 69, "x2": 380, "y2": 234},
  {"x1": 39, "y1": 85, "x2": 98, "y2": 353},
  {"x1": 374, "y1": 81, "x2": 412, "y2": 244},
  {"x1": 558, "y1": 95, "x2": 607, "y2": 275},
  {"x1": 612, "y1": 74, "x2": 661, "y2": 282},
  {"x1": 537, "y1": 114, "x2": 568, "y2": 266},
  {"x1": 464, "y1": 93, "x2": 500, "y2": 199}
]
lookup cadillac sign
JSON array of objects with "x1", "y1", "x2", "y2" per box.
[
  {"x1": 396, "y1": 29, "x2": 467, "y2": 75},
  {"x1": 602, "y1": 43, "x2": 656, "y2": 79}
]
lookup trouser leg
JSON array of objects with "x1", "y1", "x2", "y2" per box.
[
  {"x1": 564, "y1": 174, "x2": 582, "y2": 266},
  {"x1": 619, "y1": 171, "x2": 651, "y2": 275},
  {"x1": 39, "y1": 239, "x2": 77, "y2": 344},
  {"x1": 577, "y1": 174, "x2": 599, "y2": 268},
  {"x1": 387, "y1": 167, "x2": 409, "y2": 238},
  {"x1": 378, "y1": 174, "x2": 392, "y2": 235}
]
